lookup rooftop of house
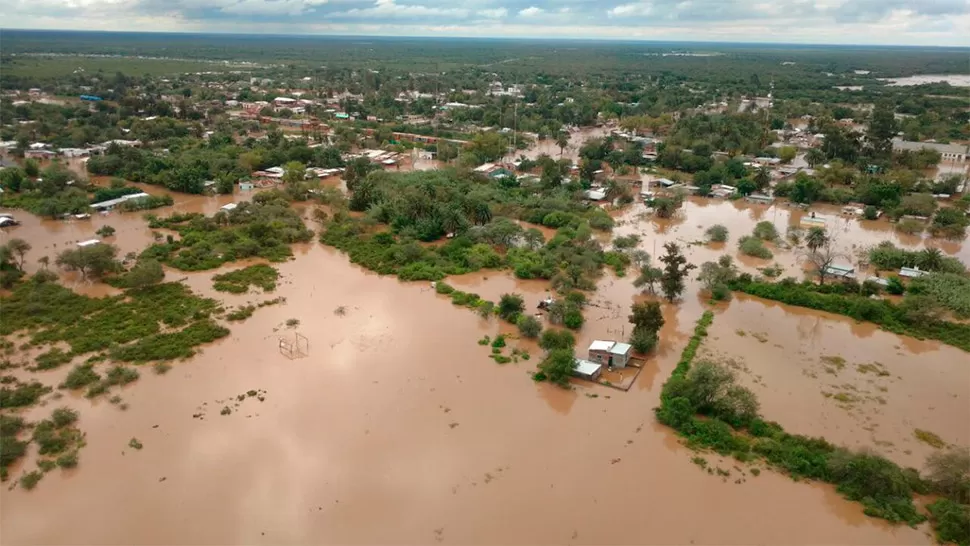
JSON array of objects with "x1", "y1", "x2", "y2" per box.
[{"x1": 589, "y1": 340, "x2": 615, "y2": 352}]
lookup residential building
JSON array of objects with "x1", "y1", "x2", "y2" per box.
[{"x1": 587, "y1": 340, "x2": 633, "y2": 369}]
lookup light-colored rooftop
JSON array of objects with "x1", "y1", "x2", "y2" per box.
[
  {"x1": 589, "y1": 340, "x2": 615, "y2": 352},
  {"x1": 573, "y1": 359, "x2": 602, "y2": 377},
  {"x1": 609, "y1": 342, "x2": 633, "y2": 355}
]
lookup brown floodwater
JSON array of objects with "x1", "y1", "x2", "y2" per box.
[{"x1": 2, "y1": 172, "x2": 966, "y2": 544}]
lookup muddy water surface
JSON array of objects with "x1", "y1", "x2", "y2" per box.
[
  {"x1": 2, "y1": 177, "x2": 965, "y2": 544},
  {"x1": 0, "y1": 240, "x2": 935, "y2": 545}
]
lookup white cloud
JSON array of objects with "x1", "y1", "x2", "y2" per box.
[
  {"x1": 518, "y1": 6, "x2": 543, "y2": 16},
  {"x1": 479, "y1": 8, "x2": 508, "y2": 17}
]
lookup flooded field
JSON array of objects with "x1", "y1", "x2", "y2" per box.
[
  {"x1": 2, "y1": 163, "x2": 967, "y2": 544},
  {"x1": 0, "y1": 242, "x2": 935, "y2": 545}
]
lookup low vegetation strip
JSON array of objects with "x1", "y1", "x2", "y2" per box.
[
  {"x1": 212, "y1": 264, "x2": 280, "y2": 293},
  {"x1": 655, "y1": 310, "x2": 969, "y2": 540},
  {"x1": 0, "y1": 275, "x2": 229, "y2": 365},
  {"x1": 729, "y1": 276, "x2": 970, "y2": 353}
]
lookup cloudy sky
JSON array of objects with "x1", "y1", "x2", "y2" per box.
[{"x1": 5, "y1": 0, "x2": 970, "y2": 46}]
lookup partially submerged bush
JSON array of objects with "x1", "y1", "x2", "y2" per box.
[
  {"x1": 705, "y1": 224, "x2": 729, "y2": 243},
  {"x1": 738, "y1": 236, "x2": 773, "y2": 259}
]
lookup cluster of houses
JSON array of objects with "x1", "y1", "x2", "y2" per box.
[{"x1": 0, "y1": 139, "x2": 142, "y2": 160}]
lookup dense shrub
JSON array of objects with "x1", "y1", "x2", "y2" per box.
[
  {"x1": 705, "y1": 224, "x2": 729, "y2": 243},
  {"x1": 212, "y1": 264, "x2": 280, "y2": 293},
  {"x1": 738, "y1": 236, "x2": 773, "y2": 259},
  {"x1": 516, "y1": 315, "x2": 542, "y2": 339}
]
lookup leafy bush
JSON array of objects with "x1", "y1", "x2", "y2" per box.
[
  {"x1": 61, "y1": 363, "x2": 101, "y2": 390},
  {"x1": 212, "y1": 264, "x2": 280, "y2": 293},
  {"x1": 927, "y1": 499, "x2": 970, "y2": 546},
  {"x1": 752, "y1": 221, "x2": 779, "y2": 241},
  {"x1": 705, "y1": 224, "x2": 729, "y2": 243},
  {"x1": 539, "y1": 329, "x2": 576, "y2": 352},
  {"x1": 886, "y1": 276, "x2": 905, "y2": 295},
  {"x1": 517, "y1": 315, "x2": 542, "y2": 338},
  {"x1": 909, "y1": 273, "x2": 970, "y2": 318},
  {"x1": 868, "y1": 242, "x2": 965, "y2": 274},
  {"x1": 738, "y1": 236, "x2": 773, "y2": 259},
  {"x1": 498, "y1": 293, "x2": 525, "y2": 323}
]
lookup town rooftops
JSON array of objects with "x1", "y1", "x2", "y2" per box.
[
  {"x1": 589, "y1": 340, "x2": 615, "y2": 352},
  {"x1": 657, "y1": 178, "x2": 677, "y2": 187}
]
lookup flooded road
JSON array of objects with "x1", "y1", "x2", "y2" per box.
[{"x1": 2, "y1": 166, "x2": 966, "y2": 544}]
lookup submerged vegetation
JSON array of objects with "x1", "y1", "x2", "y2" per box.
[
  {"x1": 142, "y1": 190, "x2": 312, "y2": 271},
  {"x1": 0, "y1": 274, "x2": 229, "y2": 365},
  {"x1": 656, "y1": 312, "x2": 969, "y2": 537},
  {"x1": 320, "y1": 168, "x2": 618, "y2": 287},
  {"x1": 729, "y1": 276, "x2": 970, "y2": 352},
  {"x1": 212, "y1": 264, "x2": 280, "y2": 293}
]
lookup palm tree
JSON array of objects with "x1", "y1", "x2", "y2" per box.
[
  {"x1": 806, "y1": 147, "x2": 826, "y2": 168},
  {"x1": 473, "y1": 202, "x2": 492, "y2": 226},
  {"x1": 555, "y1": 131, "x2": 570, "y2": 157},
  {"x1": 917, "y1": 248, "x2": 944, "y2": 271},
  {"x1": 754, "y1": 166, "x2": 771, "y2": 190},
  {"x1": 806, "y1": 227, "x2": 829, "y2": 252}
]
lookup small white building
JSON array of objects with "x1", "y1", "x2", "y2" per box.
[
  {"x1": 76, "y1": 239, "x2": 101, "y2": 248},
  {"x1": 220, "y1": 203, "x2": 239, "y2": 212},
  {"x1": 572, "y1": 359, "x2": 603, "y2": 381}
]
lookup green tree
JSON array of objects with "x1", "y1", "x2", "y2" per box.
[
  {"x1": 344, "y1": 157, "x2": 375, "y2": 192},
  {"x1": 806, "y1": 226, "x2": 829, "y2": 252},
  {"x1": 498, "y1": 293, "x2": 525, "y2": 322},
  {"x1": 121, "y1": 259, "x2": 165, "y2": 289},
  {"x1": 282, "y1": 161, "x2": 306, "y2": 185},
  {"x1": 468, "y1": 131, "x2": 507, "y2": 163},
  {"x1": 753, "y1": 166, "x2": 771, "y2": 190},
  {"x1": 517, "y1": 315, "x2": 542, "y2": 339},
  {"x1": 539, "y1": 329, "x2": 576, "y2": 352},
  {"x1": 659, "y1": 242, "x2": 696, "y2": 302},
  {"x1": 537, "y1": 348, "x2": 576, "y2": 387},
  {"x1": 806, "y1": 147, "x2": 826, "y2": 167},
  {"x1": 778, "y1": 146, "x2": 797, "y2": 163},
  {"x1": 24, "y1": 159, "x2": 39, "y2": 178},
  {"x1": 555, "y1": 131, "x2": 570, "y2": 157},
  {"x1": 55, "y1": 244, "x2": 121, "y2": 280},
  {"x1": 868, "y1": 100, "x2": 897, "y2": 159},
  {"x1": 6, "y1": 238, "x2": 31, "y2": 271},
  {"x1": 629, "y1": 301, "x2": 665, "y2": 335}
]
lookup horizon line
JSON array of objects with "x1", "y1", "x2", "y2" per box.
[{"x1": 3, "y1": 27, "x2": 969, "y2": 50}]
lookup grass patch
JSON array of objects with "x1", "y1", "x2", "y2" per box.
[
  {"x1": 61, "y1": 363, "x2": 101, "y2": 390},
  {"x1": 129, "y1": 438, "x2": 143, "y2": 450},
  {"x1": 212, "y1": 264, "x2": 280, "y2": 294},
  {"x1": 914, "y1": 429, "x2": 947, "y2": 449}
]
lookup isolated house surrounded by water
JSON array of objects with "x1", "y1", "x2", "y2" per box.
[
  {"x1": 572, "y1": 359, "x2": 603, "y2": 381},
  {"x1": 587, "y1": 340, "x2": 633, "y2": 369}
]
